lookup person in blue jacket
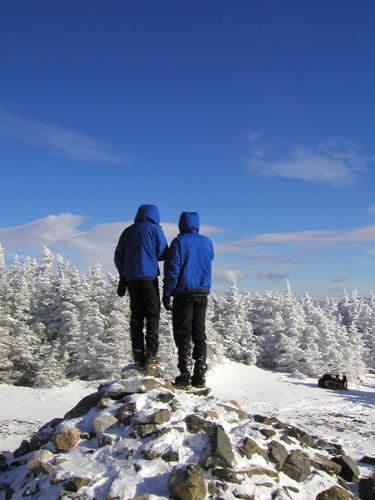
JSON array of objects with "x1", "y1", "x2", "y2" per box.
[
  {"x1": 114, "y1": 204, "x2": 168, "y2": 369},
  {"x1": 163, "y1": 212, "x2": 214, "y2": 388}
]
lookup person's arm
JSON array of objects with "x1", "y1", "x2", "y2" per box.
[
  {"x1": 163, "y1": 238, "x2": 181, "y2": 297},
  {"x1": 114, "y1": 232, "x2": 125, "y2": 275},
  {"x1": 156, "y1": 226, "x2": 168, "y2": 261}
]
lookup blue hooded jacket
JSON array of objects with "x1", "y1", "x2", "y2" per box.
[
  {"x1": 163, "y1": 212, "x2": 214, "y2": 297},
  {"x1": 114, "y1": 204, "x2": 168, "y2": 280}
]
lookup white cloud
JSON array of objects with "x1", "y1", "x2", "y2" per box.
[
  {"x1": 0, "y1": 110, "x2": 125, "y2": 164},
  {"x1": 0, "y1": 214, "x2": 86, "y2": 249},
  {"x1": 0, "y1": 215, "x2": 225, "y2": 271},
  {"x1": 369, "y1": 205, "x2": 375, "y2": 215},
  {"x1": 213, "y1": 268, "x2": 247, "y2": 285},
  {"x1": 256, "y1": 271, "x2": 289, "y2": 282},
  {"x1": 247, "y1": 137, "x2": 370, "y2": 188},
  {"x1": 216, "y1": 224, "x2": 375, "y2": 254}
]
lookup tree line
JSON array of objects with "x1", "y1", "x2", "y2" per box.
[{"x1": 0, "y1": 245, "x2": 373, "y2": 387}]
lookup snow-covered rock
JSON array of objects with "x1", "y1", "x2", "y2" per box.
[{"x1": 0, "y1": 365, "x2": 364, "y2": 499}]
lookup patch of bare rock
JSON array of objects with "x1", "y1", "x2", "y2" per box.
[{"x1": 0, "y1": 366, "x2": 369, "y2": 499}]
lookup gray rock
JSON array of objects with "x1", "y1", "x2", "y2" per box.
[
  {"x1": 13, "y1": 440, "x2": 31, "y2": 458},
  {"x1": 243, "y1": 467, "x2": 278, "y2": 480},
  {"x1": 253, "y1": 415, "x2": 279, "y2": 426},
  {"x1": 268, "y1": 441, "x2": 288, "y2": 468},
  {"x1": 98, "y1": 434, "x2": 113, "y2": 447},
  {"x1": 167, "y1": 463, "x2": 206, "y2": 500},
  {"x1": 162, "y1": 449, "x2": 179, "y2": 462},
  {"x1": 332, "y1": 454, "x2": 360, "y2": 483},
  {"x1": 137, "y1": 424, "x2": 159, "y2": 438},
  {"x1": 53, "y1": 427, "x2": 81, "y2": 452},
  {"x1": 155, "y1": 391, "x2": 175, "y2": 403},
  {"x1": 207, "y1": 481, "x2": 229, "y2": 496},
  {"x1": 281, "y1": 426, "x2": 316, "y2": 448},
  {"x1": 97, "y1": 397, "x2": 113, "y2": 409},
  {"x1": 211, "y1": 467, "x2": 242, "y2": 483},
  {"x1": 135, "y1": 408, "x2": 171, "y2": 425},
  {"x1": 315, "y1": 485, "x2": 355, "y2": 499},
  {"x1": 27, "y1": 450, "x2": 55, "y2": 474},
  {"x1": 218, "y1": 403, "x2": 248, "y2": 420},
  {"x1": 106, "y1": 382, "x2": 128, "y2": 400},
  {"x1": 92, "y1": 414, "x2": 118, "y2": 435},
  {"x1": 259, "y1": 428, "x2": 276, "y2": 439},
  {"x1": 313, "y1": 453, "x2": 342, "y2": 475},
  {"x1": 0, "y1": 453, "x2": 7, "y2": 471},
  {"x1": 63, "y1": 477, "x2": 91, "y2": 492},
  {"x1": 64, "y1": 390, "x2": 104, "y2": 419},
  {"x1": 240, "y1": 437, "x2": 268, "y2": 460},
  {"x1": 185, "y1": 414, "x2": 215, "y2": 434},
  {"x1": 358, "y1": 475, "x2": 375, "y2": 500},
  {"x1": 205, "y1": 425, "x2": 235, "y2": 468},
  {"x1": 281, "y1": 450, "x2": 311, "y2": 482},
  {"x1": 360, "y1": 456, "x2": 375, "y2": 465}
]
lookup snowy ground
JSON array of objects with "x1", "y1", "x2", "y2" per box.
[
  {"x1": 208, "y1": 362, "x2": 375, "y2": 477},
  {"x1": 0, "y1": 380, "x2": 96, "y2": 452},
  {"x1": 1, "y1": 363, "x2": 374, "y2": 477}
]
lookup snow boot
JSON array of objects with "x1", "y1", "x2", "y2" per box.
[
  {"x1": 133, "y1": 349, "x2": 145, "y2": 370},
  {"x1": 174, "y1": 373, "x2": 192, "y2": 390},
  {"x1": 144, "y1": 355, "x2": 158, "y2": 370},
  {"x1": 192, "y1": 359, "x2": 207, "y2": 388}
]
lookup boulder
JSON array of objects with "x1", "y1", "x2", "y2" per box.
[
  {"x1": 259, "y1": 428, "x2": 276, "y2": 439},
  {"x1": 137, "y1": 424, "x2": 159, "y2": 438},
  {"x1": 360, "y1": 456, "x2": 375, "y2": 465},
  {"x1": 281, "y1": 426, "x2": 316, "y2": 448},
  {"x1": 98, "y1": 434, "x2": 113, "y2": 447},
  {"x1": 27, "y1": 450, "x2": 55, "y2": 474},
  {"x1": 332, "y1": 454, "x2": 360, "y2": 483},
  {"x1": 268, "y1": 441, "x2": 288, "y2": 468},
  {"x1": 316, "y1": 485, "x2": 355, "y2": 499},
  {"x1": 53, "y1": 427, "x2": 81, "y2": 452},
  {"x1": 0, "y1": 453, "x2": 7, "y2": 472},
  {"x1": 185, "y1": 414, "x2": 215, "y2": 434},
  {"x1": 135, "y1": 408, "x2": 171, "y2": 425},
  {"x1": 359, "y1": 475, "x2": 375, "y2": 500},
  {"x1": 205, "y1": 425, "x2": 235, "y2": 468},
  {"x1": 240, "y1": 437, "x2": 268, "y2": 460},
  {"x1": 92, "y1": 414, "x2": 118, "y2": 435},
  {"x1": 313, "y1": 453, "x2": 342, "y2": 475},
  {"x1": 253, "y1": 415, "x2": 279, "y2": 426},
  {"x1": 211, "y1": 467, "x2": 242, "y2": 483},
  {"x1": 161, "y1": 449, "x2": 179, "y2": 462},
  {"x1": 97, "y1": 397, "x2": 113, "y2": 409},
  {"x1": 167, "y1": 464, "x2": 206, "y2": 500},
  {"x1": 64, "y1": 390, "x2": 104, "y2": 419},
  {"x1": 218, "y1": 403, "x2": 248, "y2": 420},
  {"x1": 63, "y1": 477, "x2": 91, "y2": 492},
  {"x1": 243, "y1": 467, "x2": 278, "y2": 480},
  {"x1": 281, "y1": 450, "x2": 311, "y2": 482},
  {"x1": 155, "y1": 391, "x2": 175, "y2": 403}
]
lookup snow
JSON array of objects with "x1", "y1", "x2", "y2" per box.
[
  {"x1": 208, "y1": 361, "x2": 375, "y2": 475},
  {"x1": 1, "y1": 362, "x2": 374, "y2": 481}
]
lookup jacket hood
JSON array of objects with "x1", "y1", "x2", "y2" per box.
[
  {"x1": 179, "y1": 212, "x2": 200, "y2": 234},
  {"x1": 135, "y1": 204, "x2": 160, "y2": 225}
]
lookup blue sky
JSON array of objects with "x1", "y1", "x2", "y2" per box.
[{"x1": 1, "y1": 0, "x2": 375, "y2": 297}]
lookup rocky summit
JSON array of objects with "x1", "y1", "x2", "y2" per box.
[{"x1": 0, "y1": 366, "x2": 369, "y2": 499}]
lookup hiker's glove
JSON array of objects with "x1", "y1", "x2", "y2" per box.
[
  {"x1": 117, "y1": 277, "x2": 127, "y2": 297},
  {"x1": 162, "y1": 295, "x2": 172, "y2": 311}
]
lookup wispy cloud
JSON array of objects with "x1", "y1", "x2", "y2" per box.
[
  {"x1": 216, "y1": 224, "x2": 375, "y2": 254},
  {"x1": 0, "y1": 110, "x2": 125, "y2": 164},
  {"x1": 245, "y1": 255, "x2": 301, "y2": 266},
  {"x1": 330, "y1": 277, "x2": 349, "y2": 284},
  {"x1": 369, "y1": 205, "x2": 375, "y2": 215},
  {"x1": 247, "y1": 136, "x2": 370, "y2": 188},
  {"x1": 256, "y1": 271, "x2": 289, "y2": 282}
]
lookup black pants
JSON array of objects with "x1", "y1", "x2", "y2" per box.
[
  {"x1": 172, "y1": 295, "x2": 208, "y2": 374},
  {"x1": 127, "y1": 279, "x2": 160, "y2": 360}
]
